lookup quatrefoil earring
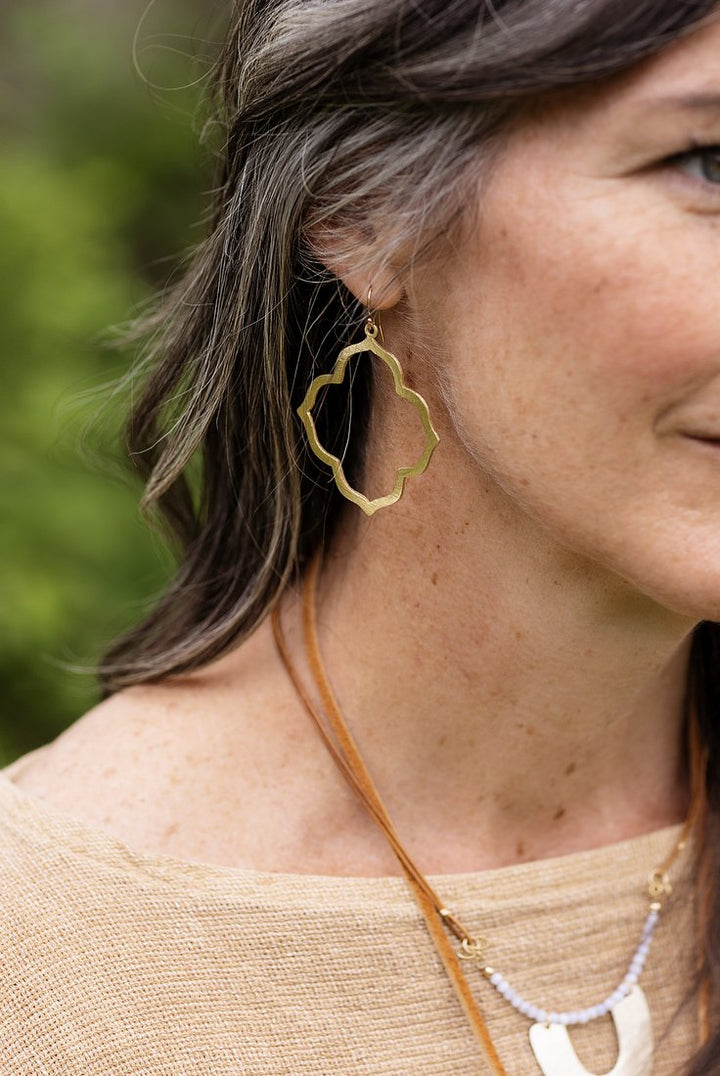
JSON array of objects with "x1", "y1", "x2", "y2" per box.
[{"x1": 297, "y1": 287, "x2": 440, "y2": 516}]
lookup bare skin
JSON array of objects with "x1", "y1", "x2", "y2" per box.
[{"x1": 13, "y1": 15, "x2": 720, "y2": 877}]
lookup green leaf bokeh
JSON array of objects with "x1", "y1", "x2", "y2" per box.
[{"x1": 1, "y1": 0, "x2": 214, "y2": 763}]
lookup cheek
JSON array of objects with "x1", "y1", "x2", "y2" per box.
[
  {"x1": 414, "y1": 140, "x2": 720, "y2": 614},
  {"x1": 437, "y1": 178, "x2": 720, "y2": 479}
]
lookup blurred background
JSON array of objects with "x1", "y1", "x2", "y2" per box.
[{"x1": 1, "y1": 0, "x2": 220, "y2": 764}]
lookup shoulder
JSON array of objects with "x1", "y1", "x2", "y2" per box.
[
  {"x1": 7, "y1": 683, "x2": 206, "y2": 854},
  {"x1": 11, "y1": 681, "x2": 194, "y2": 812},
  {"x1": 7, "y1": 616, "x2": 312, "y2": 864},
  {"x1": 6, "y1": 619, "x2": 292, "y2": 852}
]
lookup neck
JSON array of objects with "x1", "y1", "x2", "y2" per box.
[{"x1": 293, "y1": 455, "x2": 695, "y2": 873}]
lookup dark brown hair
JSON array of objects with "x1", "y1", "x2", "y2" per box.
[{"x1": 100, "y1": 3, "x2": 720, "y2": 1068}]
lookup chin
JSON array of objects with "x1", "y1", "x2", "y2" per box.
[
  {"x1": 629, "y1": 569, "x2": 720, "y2": 627},
  {"x1": 594, "y1": 524, "x2": 720, "y2": 627}
]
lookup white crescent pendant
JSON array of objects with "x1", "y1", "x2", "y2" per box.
[{"x1": 528, "y1": 986, "x2": 654, "y2": 1076}]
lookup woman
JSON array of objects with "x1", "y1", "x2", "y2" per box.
[{"x1": 3, "y1": 0, "x2": 720, "y2": 1072}]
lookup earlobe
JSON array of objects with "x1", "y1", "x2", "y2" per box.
[
  {"x1": 333, "y1": 266, "x2": 405, "y2": 310},
  {"x1": 303, "y1": 228, "x2": 405, "y2": 308}
]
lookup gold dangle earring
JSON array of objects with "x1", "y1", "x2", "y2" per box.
[{"x1": 297, "y1": 286, "x2": 440, "y2": 516}]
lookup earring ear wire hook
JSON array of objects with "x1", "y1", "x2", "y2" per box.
[{"x1": 365, "y1": 285, "x2": 383, "y2": 342}]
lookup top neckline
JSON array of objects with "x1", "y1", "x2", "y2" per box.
[{"x1": 0, "y1": 744, "x2": 689, "y2": 908}]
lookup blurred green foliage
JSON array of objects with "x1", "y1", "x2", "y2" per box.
[{"x1": 0, "y1": 0, "x2": 216, "y2": 763}]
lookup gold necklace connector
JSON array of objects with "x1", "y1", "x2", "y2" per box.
[{"x1": 647, "y1": 870, "x2": 671, "y2": 905}]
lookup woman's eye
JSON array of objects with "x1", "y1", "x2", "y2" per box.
[{"x1": 672, "y1": 147, "x2": 720, "y2": 185}]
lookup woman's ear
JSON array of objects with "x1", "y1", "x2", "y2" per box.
[{"x1": 303, "y1": 223, "x2": 405, "y2": 309}]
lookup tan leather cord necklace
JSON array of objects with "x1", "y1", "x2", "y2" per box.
[{"x1": 270, "y1": 549, "x2": 708, "y2": 1074}]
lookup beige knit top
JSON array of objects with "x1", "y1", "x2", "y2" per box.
[{"x1": 0, "y1": 748, "x2": 701, "y2": 1075}]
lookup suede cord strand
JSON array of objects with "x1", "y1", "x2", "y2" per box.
[{"x1": 271, "y1": 553, "x2": 507, "y2": 1074}]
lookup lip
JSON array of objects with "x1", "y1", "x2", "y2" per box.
[{"x1": 680, "y1": 433, "x2": 720, "y2": 451}]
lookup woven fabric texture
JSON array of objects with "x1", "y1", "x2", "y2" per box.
[{"x1": 0, "y1": 749, "x2": 700, "y2": 1075}]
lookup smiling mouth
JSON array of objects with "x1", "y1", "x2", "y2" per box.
[{"x1": 683, "y1": 434, "x2": 720, "y2": 449}]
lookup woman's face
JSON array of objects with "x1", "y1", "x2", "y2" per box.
[{"x1": 414, "y1": 13, "x2": 720, "y2": 619}]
